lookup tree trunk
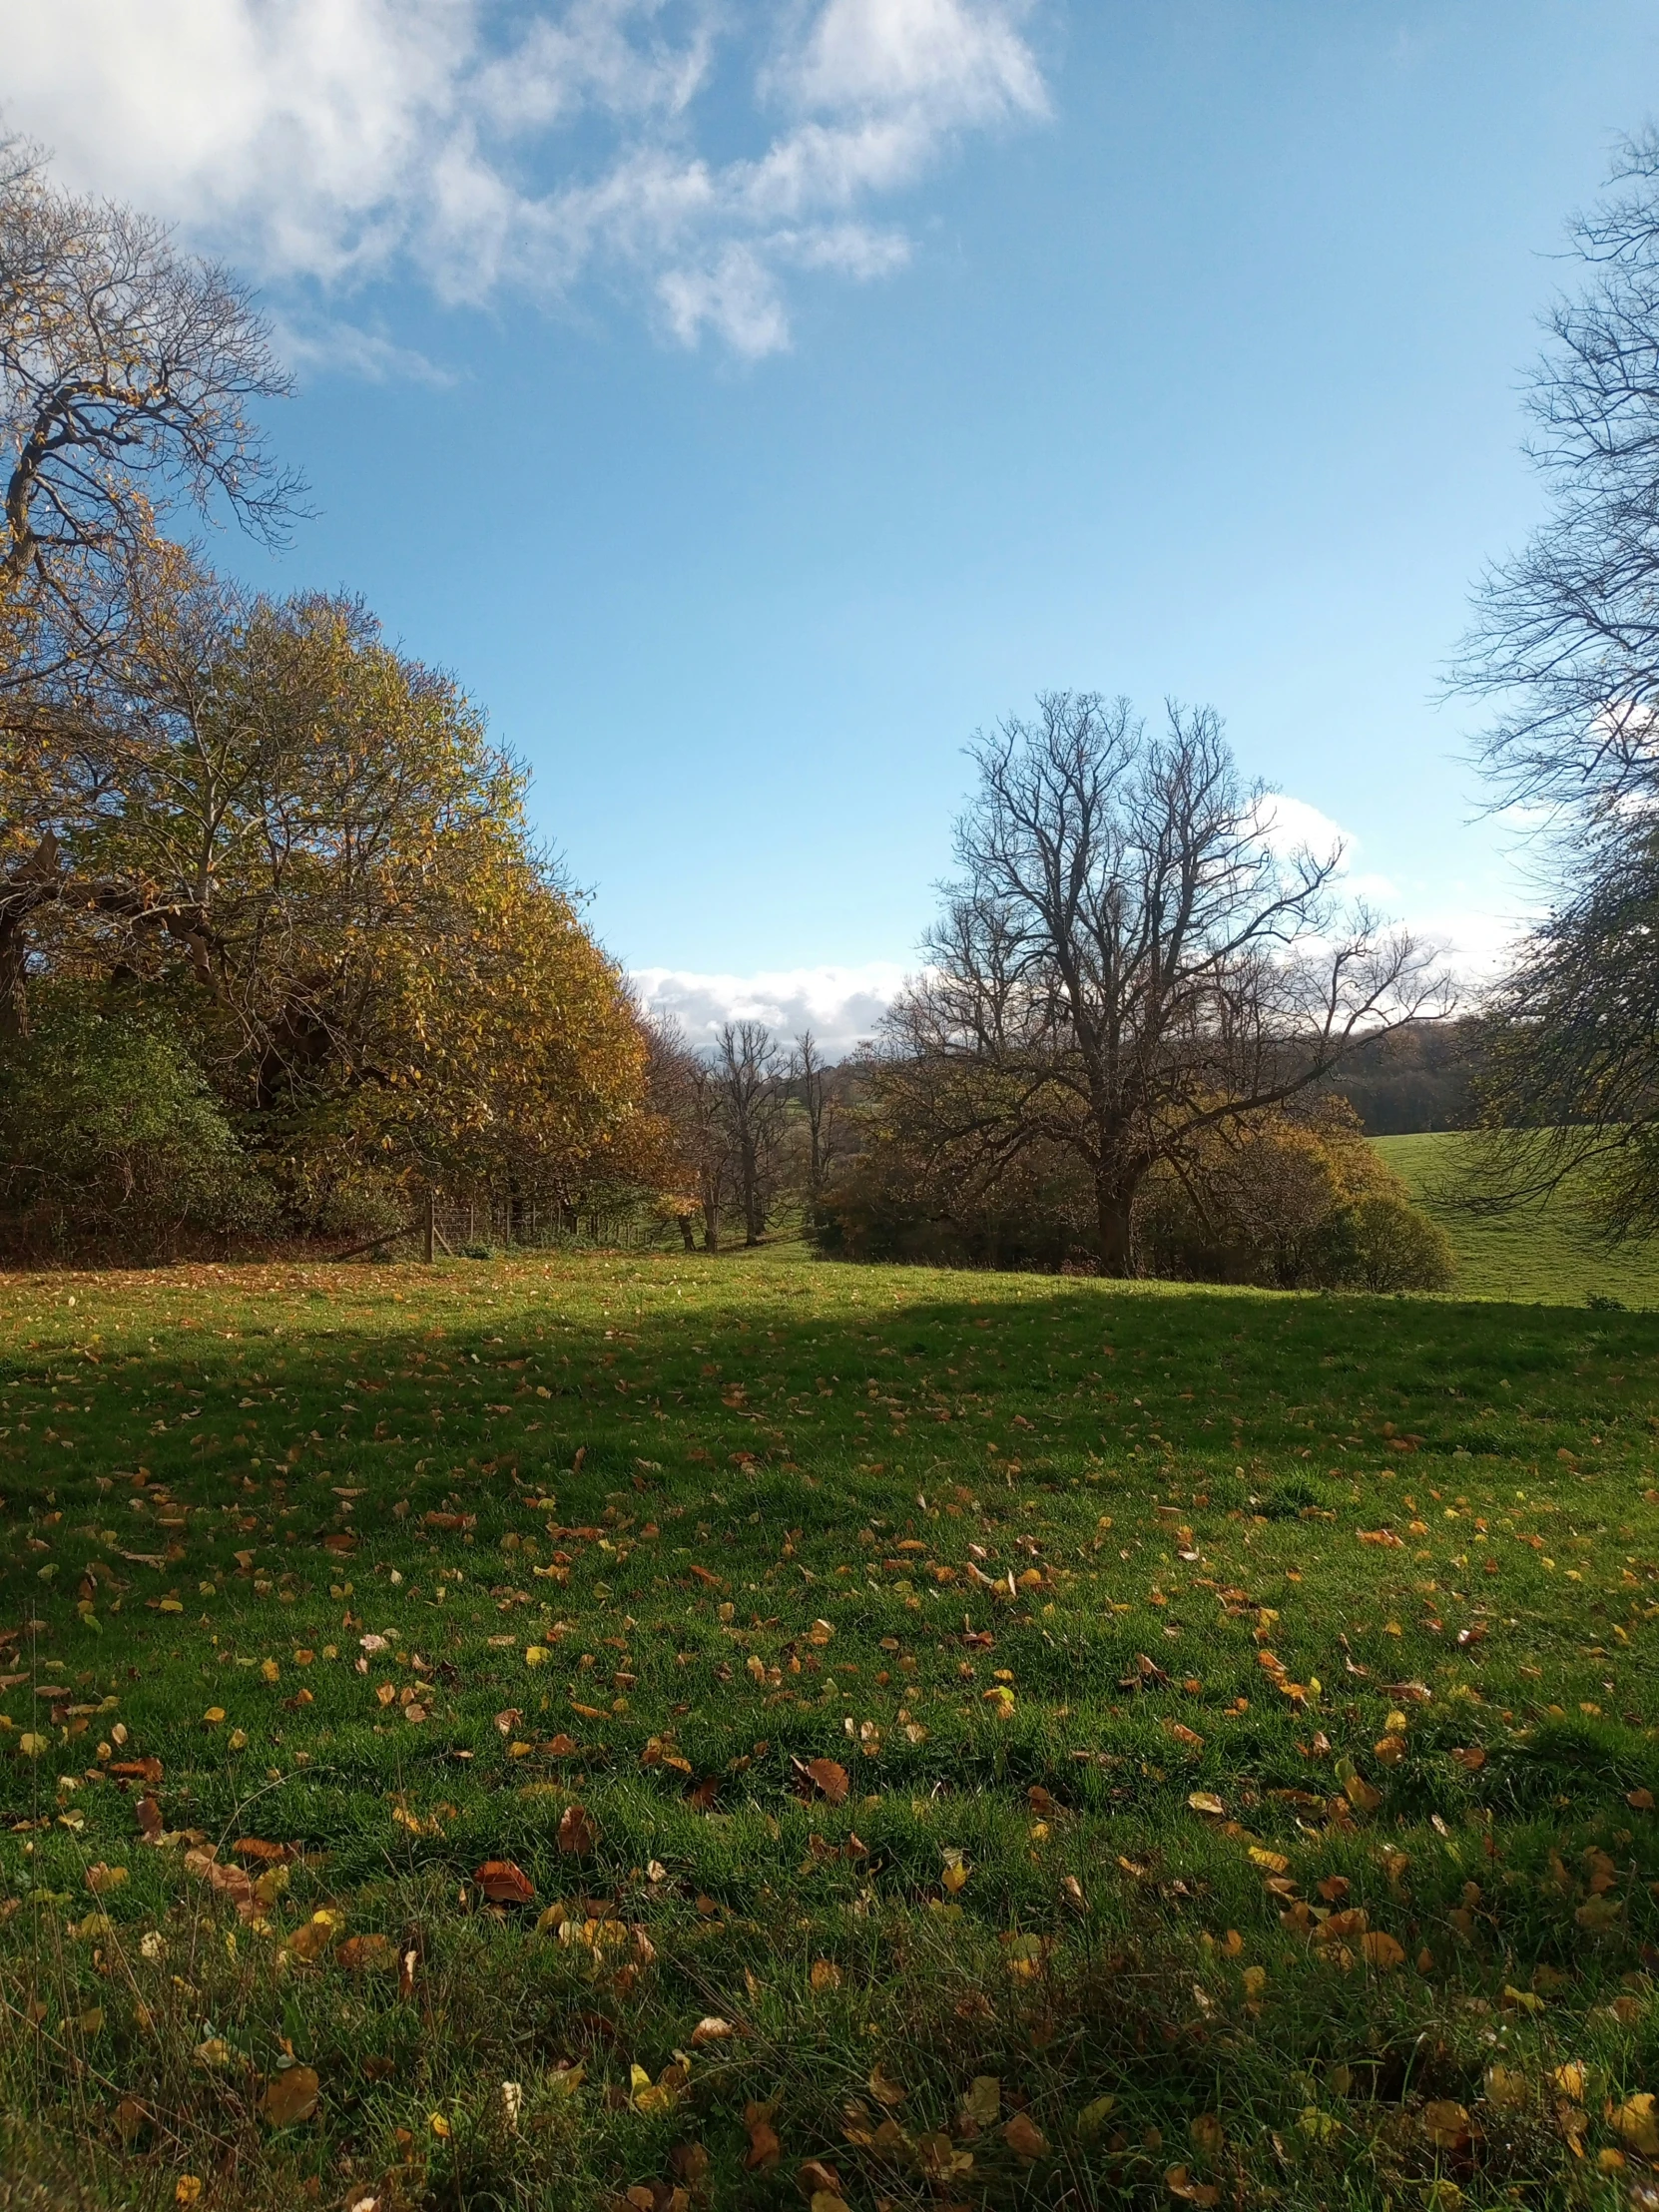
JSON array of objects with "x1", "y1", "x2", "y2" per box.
[
  {"x1": 703, "y1": 1194, "x2": 721, "y2": 1252},
  {"x1": 1096, "y1": 1176, "x2": 1137, "y2": 1278},
  {"x1": 678, "y1": 1213, "x2": 697, "y2": 1252},
  {"x1": 741, "y1": 1143, "x2": 763, "y2": 1246}
]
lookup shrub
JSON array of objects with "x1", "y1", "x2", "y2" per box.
[
  {"x1": 1347, "y1": 1190, "x2": 1457, "y2": 1292},
  {"x1": 0, "y1": 997, "x2": 274, "y2": 1258}
]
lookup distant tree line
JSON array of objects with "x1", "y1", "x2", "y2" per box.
[{"x1": 649, "y1": 693, "x2": 1458, "y2": 1287}]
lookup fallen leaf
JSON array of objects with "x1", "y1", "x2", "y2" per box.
[
  {"x1": 1613, "y1": 2094, "x2": 1659, "y2": 2154},
  {"x1": 744, "y1": 2100, "x2": 782, "y2": 2170},
  {"x1": 1002, "y1": 2112, "x2": 1048, "y2": 2160},
  {"x1": 1421, "y1": 2101, "x2": 1471, "y2": 2152},
  {"x1": 260, "y1": 2065, "x2": 320, "y2": 2128},
  {"x1": 557, "y1": 1804, "x2": 598, "y2": 1856},
  {"x1": 801, "y1": 1757, "x2": 849, "y2": 1807},
  {"x1": 1165, "y1": 2164, "x2": 1219, "y2": 2204},
  {"x1": 474, "y1": 1860, "x2": 535, "y2": 1906},
  {"x1": 337, "y1": 1935, "x2": 394, "y2": 1970},
  {"x1": 962, "y1": 2075, "x2": 1001, "y2": 2125}
]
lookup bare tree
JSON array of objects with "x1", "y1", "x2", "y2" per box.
[
  {"x1": 0, "y1": 136, "x2": 302, "y2": 691},
  {"x1": 1451, "y1": 131, "x2": 1659, "y2": 1222},
  {"x1": 791, "y1": 1028, "x2": 837, "y2": 1207},
  {"x1": 717, "y1": 1020, "x2": 786, "y2": 1247},
  {"x1": 888, "y1": 691, "x2": 1446, "y2": 1276}
]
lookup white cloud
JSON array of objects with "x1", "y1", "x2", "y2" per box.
[
  {"x1": 0, "y1": 0, "x2": 1046, "y2": 359},
  {"x1": 631, "y1": 960, "x2": 909, "y2": 1056},
  {"x1": 1252, "y1": 791, "x2": 1350, "y2": 863}
]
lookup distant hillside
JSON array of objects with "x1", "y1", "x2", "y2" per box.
[
  {"x1": 1376, "y1": 1130, "x2": 1659, "y2": 1305},
  {"x1": 1325, "y1": 1018, "x2": 1477, "y2": 1134}
]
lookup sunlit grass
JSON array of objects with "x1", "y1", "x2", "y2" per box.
[{"x1": 1, "y1": 1248, "x2": 1656, "y2": 2208}]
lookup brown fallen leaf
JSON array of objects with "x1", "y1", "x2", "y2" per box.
[
  {"x1": 1164, "y1": 2163, "x2": 1219, "y2": 2204},
  {"x1": 260, "y1": 2064, "x2": 320, "y2": 2127},
  {"x1": 690, "y1": 2015, "x2": 736, "y2": 2044},
  {"x1": 110, "y1": 1756, "x2": 164, "y2": 1786},
  {"x1": 233, "y1": 1838, "x2": 293, "y2": 1864},
  {"x1": 1362, "y1": 1932, "x2": 1406, "y2": 1970},
  {"x1": 557, "y1": 1804, "x2": 598, "y2": 1856},
  {"x1": 283, "y1": 1911, "x2": 342, "y2": 1961},
  {"x1": 475, "y1": 1860, "x2": 535, "y2": 1906},
  {"x1": 798, "y1": 1756, "x2": 850, "y2": 1807},
  {"x1": 1002, "y1": 2112, "x2": 1048, "y2": 2159},
  {"x1": 336, "y1": 1934, "x2": 394, "y2": 1970},
  {"x1": 744, "y1": 2100, "x2": 782, "y2": 2170},
  {"x1": 867, "y1": 2064, "x2": 906, "y2": 2107}
]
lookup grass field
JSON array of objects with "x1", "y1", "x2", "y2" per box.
[
  {"x1": 2, "y1": 1249, "x2": 1658, "y2": 2211},
  {"x1": 1377, "y1": 1133, "x2": 1659, "y2": 1309}
]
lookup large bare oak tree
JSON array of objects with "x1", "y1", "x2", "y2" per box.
[{"x1": 886, "y1": 691, "x2": 1446, "y2": 1275}]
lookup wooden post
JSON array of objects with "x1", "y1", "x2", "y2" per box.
[{"x1": 423, "y1": 1186, "x2": 436, "y2": 1265}]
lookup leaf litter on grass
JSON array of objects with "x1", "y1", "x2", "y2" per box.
[{"x1": 2, "y1": 1251, "x2": 1659, "y2": 2204}]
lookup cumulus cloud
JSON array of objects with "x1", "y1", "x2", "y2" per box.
[
  {"x1": 0, "y1": 0, "x2": 1047, "y2": 358},
  {"x1": 631, "y1": 960, "x2": 909, "y2": 1057},
  {"x1": 1251, "y1": 791, "x2": 1350, "y2": 864}
]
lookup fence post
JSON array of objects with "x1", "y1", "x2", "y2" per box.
[{"x1": 423, "y1": 1186, "x2": 436, "y2": 1265}]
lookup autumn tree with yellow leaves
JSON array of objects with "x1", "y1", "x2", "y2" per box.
[{"x1": 0, "y1": 147, "x2": 662, "y2": 1253}]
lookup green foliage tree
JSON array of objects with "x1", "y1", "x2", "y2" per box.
[{"x1": 0, "y1": 988, "x2": 274, "y2": 1254}]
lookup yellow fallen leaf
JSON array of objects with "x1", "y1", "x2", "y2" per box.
[
  {"x1": 1421, "y1": 2101, "x2": 1470, "y2": 2152},
  {"x1": 962, "y1": 2075, "x2": 1000, "y2": 2125},
  {"x1": 1483, "y1": 2066, "x2": 1528, "y2": 2110},
  {"x1": 1613, "y1": 2094, "x2": 1659, "y2": 2154}
]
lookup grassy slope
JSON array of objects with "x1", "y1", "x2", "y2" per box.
[
  {"x1": 1, "y1": 1250, "x2": 1658, "y2": 2209},
  {"x1": 1377, "y1": 1131, "x2": 1659, "y2": 1307}
]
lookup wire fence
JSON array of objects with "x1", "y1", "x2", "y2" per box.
[{"x1": 431, "y1": 1193, "x2": 669, "y2": 1255}]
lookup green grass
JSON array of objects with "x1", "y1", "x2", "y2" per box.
[
  {"x1": 2, "y1": 1249, "x2": 1659, "y2": 2210},
  {"x1": 1377, "y1": 1131, "x2": 1659, "y2": 1308}
]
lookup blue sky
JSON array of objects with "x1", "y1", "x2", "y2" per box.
[{"x1": 5, "y1": 1, "x2": 1654, "y2": 1048}]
